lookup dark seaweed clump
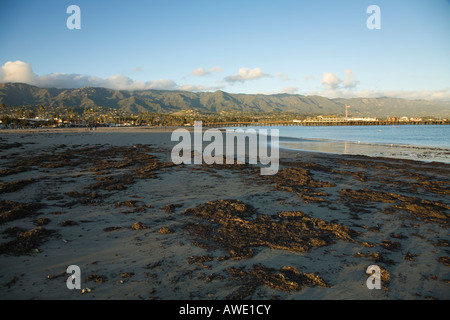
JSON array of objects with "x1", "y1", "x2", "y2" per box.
[
  {"x1": 0, "y1": 227, "x2": 57, "y2": 255},
  {"x1": 225, "y1": 264, "x2": 328, "y2": 299},
  {"x1": 184, "y1": 199, "x2": 368, "y2": 260}
]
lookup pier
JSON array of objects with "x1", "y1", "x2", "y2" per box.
[{"x1": 202, "y1": 119, "x2": 449, "y2": 128}]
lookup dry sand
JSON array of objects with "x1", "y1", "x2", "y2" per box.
[{"x1": 0, "y1": 127, "x2": 449, "y2": 300}]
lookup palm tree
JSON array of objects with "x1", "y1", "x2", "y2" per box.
[
  {"x1": 39, "y1": 105, "x2": 45, "y2": 118},
  {"x1": 0, "y1": 103, "x2": 6, "y2": 118}
]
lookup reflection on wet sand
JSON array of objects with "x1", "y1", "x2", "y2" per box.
[{"x1": 280, "y1": 137, "x2": 450, "y2": 164}]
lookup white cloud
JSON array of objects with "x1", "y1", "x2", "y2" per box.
[
  {"x1": 275, "y1": 72, "x2": 291, "y2": 81},
  {"x1": 306, "y1": 88, "x2": 450, "y2": 101},
  {"x1": 0, "y1": 60, "x2": 182, "y2": 91},
  {"x1": 360, "y1": 88, "x2": 450, "y2": 101},
  {"x1": 316, "y1": 70, "x2": 449, "y2": 100},
  {"x1": 177, "y1": 83, "x2": 223, "y2": 92},
  {"x1": 254, "y1": 86, "x2": 299, "y2": 95},
  {"x1": 2, "y1": 61, "x2": 449, "y2": 100},
  {"x1": 191, "y1": 66, "x2": 222, "y2": 77},
  {"x1": 280, "y1": 86, "x2": 298, "y2": 94},
  {"x1": 224, "y1": 67, "x2": 270, "y2": 83},
  {"x1": 191, "y1": 68, "x2": 207, "y2": 76},
  {"x1": 139, "y1": 79, "x2": 178, "y2": 90},
  {"x1": 321, "y1": 72, "x2": 342, "y2": 90},
  {"x1": 343, "y1": 69, "x2": 359, "y2": 89},
  {"x1": 39, "y1": 72, "x2": 178, "y2": 91},
  {"x1": 321, "y1": 70, "x2": 360, "y2": 91},
  {"x1": 0, "y1": 60, "x2": 38, "y2": 85}
]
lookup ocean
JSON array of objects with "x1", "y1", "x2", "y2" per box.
[
  {"x1": 229, "y1": 124, "x2": 450, "y2": 164},
  {"x1": 275, "y1": 124, "x2": 450, "y2": 149}
]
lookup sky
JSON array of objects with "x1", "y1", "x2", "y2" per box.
[{"x1": 0, "y1": 0, "x2": 449, "y2": 100}]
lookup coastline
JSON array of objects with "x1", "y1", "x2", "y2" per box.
[
  {"x1": 278, "y1": 136, "x2": 450, "y2": 164},
  {"x1": 0, "y1": 126, "x2": 183, "y2": 134},
  {"x1": 0, "y1": 128, "x2": 449, "y2": 300}
]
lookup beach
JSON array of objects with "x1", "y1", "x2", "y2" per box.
[{"x1": 0, "y1": 127, "x2": 449, "y2": 300}]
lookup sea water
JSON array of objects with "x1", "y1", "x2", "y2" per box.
[{"x1": 229, "y1": 125, "x2": 450, "y2": 163}]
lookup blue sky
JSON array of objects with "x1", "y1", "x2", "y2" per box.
[{"x1": 0, "y1": 0, "x2": 449, "y2": 99}]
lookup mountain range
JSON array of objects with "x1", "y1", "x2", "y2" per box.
[{"x1": 1, "y1": 82, "x2": 449, "y2": 118}]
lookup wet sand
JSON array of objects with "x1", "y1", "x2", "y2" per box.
[
  {"x1": 279, "y1": 136, "x2": 450, "y2": 164},
  {"x1": 0, "y1": 127, "x2": 449, "y2": 300}
]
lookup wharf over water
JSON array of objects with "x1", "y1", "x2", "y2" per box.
[{"x1": 202, "y1": 119, "x2": 449, "y2": 128}]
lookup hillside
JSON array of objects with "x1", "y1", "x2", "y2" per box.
[{"x1": 1, "y1": 83, "x2": 449, "y2": 118}]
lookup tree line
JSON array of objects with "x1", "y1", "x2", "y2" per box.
[{"x1": 0, "y1": 104, "x2": 305, "y2": 128}]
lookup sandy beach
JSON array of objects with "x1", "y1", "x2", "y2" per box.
[{"x1": 0, "y1": 127, "x2": 449, "y2": 300}]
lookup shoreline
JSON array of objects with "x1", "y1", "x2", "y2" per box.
[
  {"x1": 278, "y1": 137, "x2": 450, "y2": 164},
  {"x1": 0, "y1": 126, "x2": 183, "y2": 134},
  {"x1": 0, "y1": 129, "x2": 449, "y2": 300},
  {"x1": 3, "y1": 125, "x2": 449, "y2": 165}
]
